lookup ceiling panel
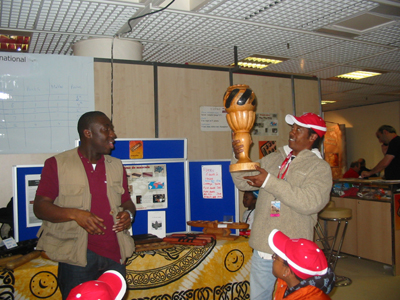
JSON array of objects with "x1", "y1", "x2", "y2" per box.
[
  {"x1": 312, "y1": 65, "x2": 360, "y2": 79},
  {"x1": 346, "y1": 84, "x2": 400, "y2": 94},
  {"x1": 265, "y1": 59, "x2": 331, "y2": 74},
  {"x1": 321, "y1": 80, "x2": 371, "y2": 94},
  {"x1": 356, "y1": 72, "x2": 400, "y2": 86},
  {"x1": 302, "y1": 40, "x2": 391, "y2": 64},
  {"x1": 349, "y1": 49, "x2": 400, "y2": 71},
  {"x1": 0, "y1": 0, "x2": 399, "y2": 111},
  {"x1": 355, "y1": 22, "x2": 400, "y2": 45}
]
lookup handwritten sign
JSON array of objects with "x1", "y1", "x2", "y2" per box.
[{"x1": 202, "y1": 165, "x2": 223, "y2": 199}]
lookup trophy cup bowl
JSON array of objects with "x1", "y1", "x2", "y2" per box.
[{"x1": 223, "y1": 84, "x2": 260, "y2": 172}]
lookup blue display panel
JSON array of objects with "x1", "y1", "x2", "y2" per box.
[
  {"x1": 188, "y1": 160, "x2": 237, "y2": 232},
  {"x1": 110, "y1": 139, "x2": 187, "y2": 160},
  {"x1": 13, "y1": 165, "x2": 44, "y2": 242}
]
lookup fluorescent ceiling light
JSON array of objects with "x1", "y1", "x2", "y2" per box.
[
  {"x1": 237, "y1": 61, "x2": 270, "y2": 69},
  {"x1": 336, "y1": 71, "x2": 381, "y2": 80},
  {"x1": 321, "y1": 100, "x2": 336, "y2": 105},
  {"x1": 233, "y1": 55, "x2": 285, "y2": 69}
]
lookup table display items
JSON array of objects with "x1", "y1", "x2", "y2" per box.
[
  {"x1": 133, "y1": 234, "x2": 174, "y2": 252},
  {"x1": 332, "y1": 181, "x2": 393, "y2": 200},
  {"x1": 163, "y1": 233, "x2": 216, "y2": 246},
  {"x1": 187, "y1": 220, "x2": 249, "y2": 240},
  {"x1": 223, "y1": 84, "x2": 259, "y2": 172}
]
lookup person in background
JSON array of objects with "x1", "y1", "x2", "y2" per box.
[
  {"x1": 361, "y1": 125, "x2": 400, "y2": 180},
  {"x1": 33, "y1": 111, "x2": 135, "y2": 299},
  {"x1": 358, "y1": 158, "x2": 377, "y2": 178},
  {"x1": 240, "y1": 190, "x2": 258, "y2": 236},
  {"x1": 342, "y1": 161, "x2": 360, "y2": 178},
  {"x1": 268, "y1": 229, "x2": 335, "y2": 300},
  {"x1": 358, "y1": 158, "x2": 369, "y2": 174},
  {"x1": 230, "y1": 113, "x2": 332, "y2": 300}
]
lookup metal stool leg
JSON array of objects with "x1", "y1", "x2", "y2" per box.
[
  {"x1": 332, "y1": 220, "x2": 352, "y2": 287},
  {"x1": 318, "y1": 216, "x2": 352, "y2": 287},
  {"x1": 314, "y1": 221, "x2": 331, "y2": 253}
]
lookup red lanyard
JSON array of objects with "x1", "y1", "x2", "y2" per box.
[{"x1": 278, "y1": 151, "x2": 293, "y2": 179}]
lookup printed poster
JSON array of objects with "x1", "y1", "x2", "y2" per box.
[
  {"x1": 25, "y1": 174, "x2": 42, "y2": 227},
  {"x1": 125, "y1": 164, "x2": 167, "y2": 210},
  {"x1": 129, "y1": 141, "x2": 143, "y2": 159},
  {"x1": 148, "y1": 211, "x2": 166, "y2": 238},
  {"x1": 200, "y1": 106, "x2": 230, "y2": 131},
  {"x1": 252, "y1": 113, "x2": 278, "y2": 136},
  {"x1": 259, "y1": 141, "x2": 277, "y2": 158}
]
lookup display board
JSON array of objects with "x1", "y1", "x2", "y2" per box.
[
  {"x1": 122, "y1": 160, "x2": 188, "y2": 236},
  {"x1": 13, "y1": 139, "x2": 189, "y2": 242},
  {"x1": 12, "y1": 165, "x2": 44, "y2": 242},
  {"x1": 188, "y1": 160, "x2": 238, "y2": 232},
  {"x1": 0, "y1": 53, "x2": 94, "y2": 154},
  {"x1": 12, "y1": 141, "x2": 238, "y2": 241}
]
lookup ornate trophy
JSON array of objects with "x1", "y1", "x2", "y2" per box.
[{"x1": 223, "y1": 84, "x2": 260, "y2": 172}]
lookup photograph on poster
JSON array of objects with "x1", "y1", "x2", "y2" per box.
[
  {"x1": 25, "y1": 174, "x2": 42, "y2": 227},
  {"x1": 252, "y1": 113, "x2": 278, "y2": 136},
  {"x1": 259, "y1": 141, "x2": 277, "y2": 158},
  {"x1": 125, "y1": 164, "x2": 168, "y2": 210}
]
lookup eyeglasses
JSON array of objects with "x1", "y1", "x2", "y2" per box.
[{"x1": 272, "y1": 253, "x2": 288, "y2": 265}]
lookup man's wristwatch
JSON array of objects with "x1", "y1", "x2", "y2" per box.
[{"x1": 125, "y1": 210, "x2": 134, "y2": 223}]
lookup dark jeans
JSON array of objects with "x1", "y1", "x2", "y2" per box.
[{"x1": 58, "y1": 249, "x2": 126, "y2": 300}]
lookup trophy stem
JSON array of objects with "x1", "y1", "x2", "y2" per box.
[
  {"x1": 235, "y1": 131, "x2": 252, "y2": 163},
  {"x1": 230, "y1": 131, "x2": 260, "y2": 172}
]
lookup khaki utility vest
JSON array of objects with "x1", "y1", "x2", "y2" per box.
[{"x1": 36, "y1": 148, "x2": 135, "y2": 266}]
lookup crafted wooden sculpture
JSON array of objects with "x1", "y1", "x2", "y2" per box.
[
  {"x1": 223, "y1": 84, "x2": 260, "y2": 172},
  {"x1": 187, "y1": 220, "x2": 249, "y2": 240}
]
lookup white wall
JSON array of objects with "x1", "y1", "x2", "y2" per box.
[{"x1": 324, "y1": 101, "x2": 400, "y2": 172}]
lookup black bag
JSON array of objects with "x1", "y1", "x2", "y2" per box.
[{"x1": 0, "y1": 197, "x2": 13, "y2": 239}]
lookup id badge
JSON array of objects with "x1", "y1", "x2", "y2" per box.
[{"x1": 270, "y1": 200, "x2": 281, "y2": 217}]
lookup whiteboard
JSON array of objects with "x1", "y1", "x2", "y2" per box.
[{"x1": 0, "y1": 53, "x2": 95, "y2": 154}]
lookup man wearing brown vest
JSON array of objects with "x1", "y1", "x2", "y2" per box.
[{"x1": 34, "y1": 111, "x2": 135, "y2": 299}]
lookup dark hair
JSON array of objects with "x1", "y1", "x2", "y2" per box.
[
  {"x1": 307, "y1": 128, "x2": 322, "y2": 149},
  {"x1": 358, "y1": 158, "x2": 366, "y2": 167},
  {"x1": 77, "y1": 111, "x2": 107, "y2": 138},
  {"x1": 377, "y1": 125, "x2": 396, "y2": 134},
  {"x1": 244, "y1": 191, "x2": 258, "y2": 200},
  {"x1": 281, "y1": 257, "x2": 303, "y2": 281},
  {"x1": 350, "y1": 161, "x2": 360, "y2": 168}
]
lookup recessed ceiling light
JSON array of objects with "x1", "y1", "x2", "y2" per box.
[
  {"x1": 321, "y1": 100, "x2": 336, "y2": 105},
  {"x1": 232, "y1": 55, "x2": 286, "y2": 69},
  {"x1": 336, "y1": 71, "x2": 381, "y2": 80}
]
